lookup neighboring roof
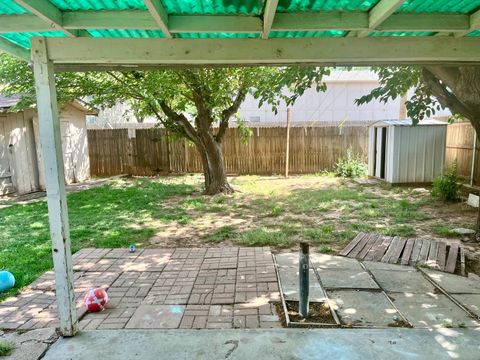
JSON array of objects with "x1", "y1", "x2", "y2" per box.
[
  {"x1": 372, "y1": 119, "x2": 448, "y2": 126},
  {"x1": 0, "y1": 93, "x2": 97, "y2": 115}
]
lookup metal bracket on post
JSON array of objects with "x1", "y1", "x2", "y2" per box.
[
  {"x1": 299, "y1": 242, "x2": 309, "y2": 318},
  {"x1": 31, "y1": 37, "x2": 78, "y2": 336}
]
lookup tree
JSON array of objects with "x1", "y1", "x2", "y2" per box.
[{"x1": 0, "y1": 52, "x2": 329, "y2": 194}]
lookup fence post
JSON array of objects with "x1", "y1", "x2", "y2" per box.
[
  {"x1": 285, "y1": 108, "x2": 292, "y2": 177},
  {"x1": 471, "y1": 129, "x2": 477, "y2": 186}
]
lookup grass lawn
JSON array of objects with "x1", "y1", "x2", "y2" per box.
[{"x1": 0, "y1": 174, "x2": 477, "y2": 299}]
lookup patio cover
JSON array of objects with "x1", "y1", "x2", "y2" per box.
[{"x1": 0, "y1": 0, "x2": 480, "y2": 337}]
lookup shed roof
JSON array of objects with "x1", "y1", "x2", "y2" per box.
[
  {"x1": 372, "y1": 119, "x2": 448, "y2": 127},
  {"x1": 0, "y1": 0, "x2": 479, "y2": 69},
  {"x1": 0, "y1": 93, "x2": 97, "y2": 114}
]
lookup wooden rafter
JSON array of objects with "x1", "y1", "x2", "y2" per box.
[
  {"x1": 13, "y1": 0, "x2": 78, "y2": 37},
  {"x1": 262, "y1": 0, "x2": 279, "y2": 39},
  {"x1": 143, "y1": 0, "x2": 171, "y2": 38},
  {"x1": 357, "y1": 0, "x2": 407, "y2": 37},
  {"x1": 0, "y1": 37, "x2": 30, "y2": 60},
  {"x1": 455, "y1": 9, "x2": 480, "y2": 37},
  {"x1": 0, "y1": 11, "x2": 474, "y2": 35}
]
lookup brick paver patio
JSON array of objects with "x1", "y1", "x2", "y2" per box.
[{"x1": 0, "y1": 247, "x2": 281, "y2": 331}]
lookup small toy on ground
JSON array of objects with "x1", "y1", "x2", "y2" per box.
[
  {"x1": 129, "y1": 244, "x2": 135, "y2": 253},
  {"x1": 0, "y1": 271, "x2": 15, "y2": 292},
  {"x1": 84, "y1": 288, "x2": 109, "y2": 312}
]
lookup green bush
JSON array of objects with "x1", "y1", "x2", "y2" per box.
[
  {"x1": 431, "y1": 161, "x2": 460, "y2": 202},
  {"x1": 334, "y1": 148, "x2": 367, "y2": 178}
]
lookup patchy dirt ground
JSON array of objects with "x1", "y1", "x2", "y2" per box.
[{"x1": 137, "y1": 174, "x2": 480, "y2": 273}]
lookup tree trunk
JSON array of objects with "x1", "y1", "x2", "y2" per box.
[{"x1": 196, "y1": 130, "x2": 233, "y2": 195}]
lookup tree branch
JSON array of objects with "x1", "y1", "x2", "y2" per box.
[
  {"x1": 215, "y1": 88, "x2": 246, "y2": 143},
  {"x1": 158, "y1": 100, "x2": 199, "y2": 144}
]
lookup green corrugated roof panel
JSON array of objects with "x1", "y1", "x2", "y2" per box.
[
  {"x1": 0, "y1": 31, "x2": 66, "y2": 48},
  {"x1": 370, "y1": 31, "x2": 436, "y2": 36},
  {"x1": 269, "y1": 30, "x2": 346, "y2": 38},
  {"x1": 397, "y1": 0, "x2": 480, "y2": 14},
  {"x1": 175, "y1": 32, "x2": 260, "y2": 38},
  {"x1": 49, "y1": 0, "x2": 147, "y2": 11},
  {"x1": 277, "y1": 0, "x2": 379, "y2": 12},
  {"x1": 0, "y1": 0, "x2": 30, "y2": 14},
  {"x1": 162, "y1": 0, "x2": 263, "y2": 14},
  {"x1": 87, "y1": 29, "x2": 165, "y2": 38},
  {"x1": 468, "y1": 30, "x2": 480, "y2": 36}
]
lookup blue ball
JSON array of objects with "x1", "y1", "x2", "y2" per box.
[{"x1": 0, "y1": 271, "x2": 15, "y2": 292}]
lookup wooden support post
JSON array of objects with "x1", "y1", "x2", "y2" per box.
[
  {"x1": 31, "y1": 37, "x2": 78, "y2": 337},
  {"x1": 299, "y1": 242, "x2": 309, "y2": 318},
  {"x1": 285, "y1": 107, "x2": 292, "y2": 177}
]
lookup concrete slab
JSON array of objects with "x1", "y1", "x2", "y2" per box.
[
  {"x1": 362, "y1": 261, "x2": 414, "y2": 272},
  {"x1": 43, "y1": 328, "x2": 480, "y2": 360},
  {"x1": 328, "y1": 290, "x2": 398, "y2": 327},
  {"x1": 370, "y1": 269, "x2": 437, "y2": 293},
  {"x1": 277, "y1": 267, "x2": 326, "y2": 302},
  {"x1": 318, "y1": 269, "x2": 379, "y2": 290},
  {"x1": 125, "y1": 305, "x2": 184, "y2": 329},
  {"x1": 311, "y1": 254, "x2": 364, "y2": 271},
  {"x1": 389, "y1": 292, "x2": 480, "y2": 328},
  {"x1": 451, "y1": 294, "x2": 480, "y2": 318},
  {"x1": 422, "y1": 269, "x2": 480, "y2": 294}
]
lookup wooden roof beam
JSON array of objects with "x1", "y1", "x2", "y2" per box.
[
  {"x1": 143, "y1": 0, "x2": 172, "y2": 38},
  {"x1": 0, "y1": 37, "x2": 30, "y2": 60},
  {"x1": 262, "y1": 0, "x2": 279, "y2": 39},
  {"x1": 357, "y1": 0, "x2": 407, "y2": 37},
  {"x1": 455, "y1": 9, "x2": 480, "y2": 37},
  {"x1": 13, "y1": 0, "x2": 79, "y2": 37}
]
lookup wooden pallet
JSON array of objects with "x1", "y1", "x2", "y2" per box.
[{"x1": 340, "y1": 233, "x2": 464, "y2": 274}]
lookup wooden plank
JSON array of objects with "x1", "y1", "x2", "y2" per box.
[
  {"x1": 445, "y1": 243, "x2": 459, "y2": 273},
  {"x1": 381, "y1": 236, "x2": 400, "y2": 263},
  {"x1": 388, "y1": 236, "x2": 407, "y2": 264},
  {"x1": 357, "y1": 234, "x2": 380, "y2": 259},
  {"x1": 339, "y1": 232, "x2": 366, "y2": 256},
  {"x1": 364, "y1": 234, "x2": 386, "y2": 261},
  {"x1": 417, "y1": 240, "x2": 431, "y2": 264},
  {"x1": 437, "y1": 241, "x2": 447, "y2": 271},
  {"x1": 348, "y1": 233, "x2": 372, "y2": 258},
  {"x1": 460, "y1": 246, "x2": 466, "y2": 276},
  {"x1": 371, "y1": 235, "x2": 393, "y2": 261},
  {"x1": 31, "y1": 37, "x2": 78, "y2": 336},
  {"x1": 401, "y1": 238, "x2": 415, "y2": 265},
  {"x1": 427, "y1": 241, "x2": 439, "y2": 269},
  {"x1": 409, "y1": 238, "x2": 423, "y2": 265}
]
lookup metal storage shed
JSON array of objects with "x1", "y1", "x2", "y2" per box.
[{"x1": 368, "y1": 119, "x2": 447, "y2": 183}]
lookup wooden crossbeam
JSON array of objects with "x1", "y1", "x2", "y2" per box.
[
  {"x1": 143, "y1": 0, "x2": 171, "y2": 38},
  {"x1": 13, "y1": 0, "x2": 78, "y2": 37},
  {"x1": 0, "y1": 11, "x2": 474, "y2": 34},
  {"x1": 39, "y1": 37, "x2": 480, "y2": 70},
  {"x1": 357, "y1": 0, "x2": 407, "y2": 38},
  {"x1": 262, "y1": 0, "x2": 279, "y2": 39}
]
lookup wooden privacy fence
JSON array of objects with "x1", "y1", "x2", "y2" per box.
[
  {"x1": 88, "y1": 125, "x2": 369, "y2": 177},
  {"x1": 445, "y1": 122, "x2": 480, "y2": 184}
]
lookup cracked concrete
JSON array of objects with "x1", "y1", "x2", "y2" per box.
[{"x1": 1, "y1": 327, "x2": 58, "y2": 360}]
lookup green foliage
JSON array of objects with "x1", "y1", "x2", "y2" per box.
[
  {"x1": 431, "y1": 161, "x2": 460, "y2": 202},
  {"x1": 432, "y1": 224, "x2": 456, "y2": 238},
  {"x1": 0, "y1": 340, "x2": 15, "y2": 356},
  {"x1": 203, "y1": 226, "x2": 235, "y2": 243},
  {"x1": 334, "y1": 148, "x2": 367, "y2": 178},
  {"x1": 237, "y1": 228, "x2": 294, "y2": 247}
]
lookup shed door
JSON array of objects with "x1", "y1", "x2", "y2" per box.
[
  {"x1": 374, "y1": 127, "x2": 387, "y2": 179},
  {"x1": 0, "y1": 119, "x2": 15, "y2": 194}
]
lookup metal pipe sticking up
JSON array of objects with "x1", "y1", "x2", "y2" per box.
[{"x1": 299, "y1": 242, "x2": 309, "y2": 318}]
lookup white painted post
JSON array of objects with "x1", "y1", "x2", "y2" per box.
[{"x1": 31, "y1": 37, "x2": 78, "y2": 336}]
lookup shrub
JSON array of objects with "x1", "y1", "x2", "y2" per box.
[
  {"x1": 431, "y1": 161, "x2": 460, "y2": 202},
  {"x1": 334, "y1": 148, "x2": 367, "y2": 178}
]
